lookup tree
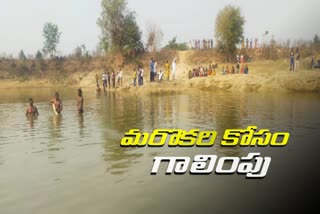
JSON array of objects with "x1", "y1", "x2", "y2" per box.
[
  {"x1": 146, "y1": 23, "x2": 163, "y2": 52},
  {"x1": 42, "y1": 22, "x2": 61, "y2": 57},
  {"x1": 73, "y1": 44, "x2": 91, "y2": 59},
  {"x1": 73, "y1": 46, "x2": 83, "y2": 58},
  {"x1": 164, "y1": 37, "x2": 188, "y2": 51},
  {"x1": 98, "y1": 36, "x2": 109, "y2": 54},
  {"x1": 123, "y1": 11, "x2": 143, "y2": 55},
  {"x1": 314, "y1": 34, "x2": 319, "y2": 44},
  {"x1": 35, "y1": 50, "x2": 43, "y2": 60},
  {"x1": 18, "y1": 50, "x2": 26, "y2": 60},
  {"x1": 215, "y1": 5, "x2": 245, "y2": 61},
  {"x1": 97, "y1": 0, "x2": 143, "y2": 56}
]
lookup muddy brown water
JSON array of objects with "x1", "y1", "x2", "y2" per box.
[{"x1": 0, "y1": 88, "x2": 319, "y2": 213}]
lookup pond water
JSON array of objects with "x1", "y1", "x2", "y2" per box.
[{"x1": 0, "y1": 88, "x2": 319, "y2": 213}]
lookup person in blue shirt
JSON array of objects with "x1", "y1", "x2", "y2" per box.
[
  {"x1": 150, "y1": 58, "x2": 154, "y2": 82},
  {"x1": 244, "y1": 65, "x2": 249, "y2": 74}
]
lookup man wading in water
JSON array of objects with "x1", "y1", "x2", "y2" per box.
[
  {"x1": 50, "y1": 92, "x2": 63, "y2": 114},
  {"x1": 77, "y1": 88, "x2": 84, "y2": 114},
  {"x1": 26, "y1": 98, "x2": 39, "y2": 117}
]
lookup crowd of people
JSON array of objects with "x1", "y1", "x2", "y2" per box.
[
  {"x1": 189, "y1": 39, "x2": 214, "y2": 50},
  {"x1": 95, "y1": 69, "x2": 123, "y2": 92},
  {"x1": 241, "y1": 38, "x2": 259, "y2": 49},
  {"x1": 147, "y1": 57, "x2": 177, "y2": 83},
  {"x1": 221, "y1": 64, "x2": 249, "y2": 75},
  {"x1": 188, "y1": 62, "x2": 249, "y2": 79},
  {"x1": 94, "y1": 57, "x2": 178, "y2": 92},
  {"x1": 188, "y1": 38, "x2": 260, "y2": 50},
  {"x1": 188, "y1": 64, "x2": 218, "y2": 79}
]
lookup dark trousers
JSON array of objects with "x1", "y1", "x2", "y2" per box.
[
  {"x1": 150, "y1": 72, "x2": 154, "y2": 82},
  {"x1": 290, "y1": 59, "x2": 295, "y2": 71}
]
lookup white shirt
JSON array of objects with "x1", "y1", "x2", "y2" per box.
[
  {"x1": 154, "y1": 62, "x2": 157, "y2": 73},
  {"x1": 172, "y1": 59, "x2": 176, "y2": 71}
]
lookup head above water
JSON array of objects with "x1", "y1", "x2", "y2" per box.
[{"x1": 28, "y1": 98, "x2": 33, "y2": 106}]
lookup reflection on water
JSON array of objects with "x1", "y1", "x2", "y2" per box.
[
  {"x1": 0, "y1": 88, "x2": 319, "y2": 214},
  {"x1": 27, "y1": 116, "x2": 37, "y2": 129}
]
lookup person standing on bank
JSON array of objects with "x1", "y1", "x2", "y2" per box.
[
  {"x1": 290, "y1": 48, "x2": 295, "y2": 71},
  {"x1": 133, "y1": 68, "x2": 137, "y2": 86},
  {"x1": 102, "y1": 71, "x2": 107, "y2": 92},
  {"x1": 140, "y1": 67, "x2": 144, "y2": 86},
  {"x1": 165, "y1": 60, "x2": 170, "y2": 81},
  {"x1": 295, "y1": 48, "x2": 300, "y2": 71},
  {"x1": 172, "y1": 57, "x2": 177, "y2": 80},
  {"x1": 150, "y1": 58, "x2": 155, "y2": 82},
  {"x1": 154, "y1": 60, "x2": 158, "y2": 81}
]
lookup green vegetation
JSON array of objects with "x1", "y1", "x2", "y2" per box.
[
  {"x1": 0, "y1": 2, "x2": 319, "y2": 83},
  {"x1": 215, "y1": 5, "x2": 245, "y2": 62},
  {"x1": 35, "y1": 51, "x2": 43, "y2": 60},
  {"x1": 42, "y1": 22, "x2": 61, "y2": 57},
  {"x1": 164, "y1": 37, "x2": 188, "y2": 51},
  {"x1": 18, "y1": 50, "x2": 27, "y2": 61},
  {"x1": 97, "y1": 0, "x2": 143, "y2": 57}
]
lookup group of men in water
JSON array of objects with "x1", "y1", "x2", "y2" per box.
[{"x1": 26, "y1": 89, "x2": 84, "y2": 117}]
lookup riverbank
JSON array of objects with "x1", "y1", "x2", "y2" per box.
[
  {"x1": 1, "y1": 70, "x2": 319, "y2": 93},
  {"x1": 0, "y1": 51, "x2": 319, "y2": 93}
]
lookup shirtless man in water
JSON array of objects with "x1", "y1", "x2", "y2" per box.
[
  {"x1": 77, "y1": 88, "x2": 84, "y2": 114},
  {"x1": 50, "y1": 92, "x2": 63, "y2": 114},
  {"x1": 26, "y1": 98, "x2": 39, "y2": 117}
]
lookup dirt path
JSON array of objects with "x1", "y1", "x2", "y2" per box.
[{"x1": 176, "y1": 51, "x2": 193, "y2": 80}]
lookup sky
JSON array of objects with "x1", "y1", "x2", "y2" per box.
[{"x1": 0, "y1": 0, "x2": 319, "y2": 56}]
